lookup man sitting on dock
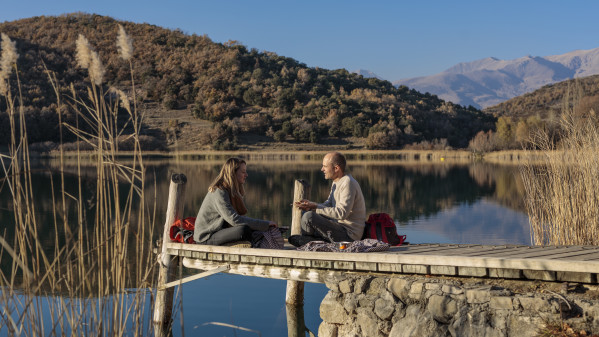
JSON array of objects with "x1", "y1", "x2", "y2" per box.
[{"x1": 291, "y1": 152, "x2": 366, "y2": 247}]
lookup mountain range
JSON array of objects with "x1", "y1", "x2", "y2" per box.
[{"x1": 394, "y1": 47, "x2": 599, "y2": 109}]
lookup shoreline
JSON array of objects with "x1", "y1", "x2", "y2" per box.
[{"x1": 20, "y1": 148, "x2": 554, "y2": 165}]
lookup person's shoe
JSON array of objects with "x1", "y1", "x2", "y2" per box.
[
  {"x1": 222, "y1": 240, "x2": 251, "y2": 248},
  {"x1": 287, "y1": 235, "x2": 318, "y2": 247}
]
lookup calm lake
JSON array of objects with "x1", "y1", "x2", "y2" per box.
[{"x1": 1, "y1": 157, "x2": 530, "y2": 336}]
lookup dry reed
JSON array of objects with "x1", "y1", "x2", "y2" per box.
[
  {"x1": 520, "y1": 83, "x2": 599, "y2": 245},
  {"x1": 0, "y1": 27, "x2": 161, "y2": 336}
]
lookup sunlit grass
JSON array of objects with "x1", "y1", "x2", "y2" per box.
[{"x1": 521, "y1": 88, "x2": 599, "y2": 245}]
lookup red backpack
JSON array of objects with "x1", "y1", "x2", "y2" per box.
[
  {"x1": 169, "y1": 217, "x2": 196, "y2": 244},
  {"x1": 363, "y1": 213, "x2": 406, "y2": 246}
]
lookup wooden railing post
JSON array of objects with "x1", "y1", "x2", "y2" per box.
[
  {"x1": 153, "y1": 173, "x2": 187, "y2": 337},
  {"x1": 290, "y1": 179, "x2": 311, "y2": 236},
  {"x1": 286, "y1": 179, "x2": 311, "y2": 306}
]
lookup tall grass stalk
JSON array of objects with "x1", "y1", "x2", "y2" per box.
[
  {"x1": 0, "y1": 27, "x2": 160, "y2": 336},
  {"x1": 521, "y1": 81, "x2": 599, "y2": 245}
]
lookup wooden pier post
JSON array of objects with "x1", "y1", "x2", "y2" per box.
[
  {"x1": 153, "y1": 173, "x2": 187, "y2": 337},
  {"x1": 286, "y1": 303, "x2": 309, "y2": 337},
  {"x1": 286, "y1": 179, "x2": 311, "y2": 305}
]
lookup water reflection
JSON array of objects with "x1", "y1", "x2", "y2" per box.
[{"x1": 135, "y1": 160, "x2": 530, "y2": 245}]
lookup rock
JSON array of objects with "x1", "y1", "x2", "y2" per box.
[
  {"x1": 375, "y1": 297, "x2": 396, "y2": 320},
  {"x1": 338, "y1": 322, "x2": 361, "y2": 337},
  {"x1": 518, "y1": 297, "x2": 552, "y2": 312},
  {"x1": 339, "y1": 279, "x2": 353, "y2": 294},
  {"x1": 389, "y1": 304, "x2": 447, "y2": 337},
  {"x1": 442, "y1": 284, "x2": 464, "y2": 295},
  {"x1": 389, "y1": 278, "x2": 410, "y2": 301},
  {"x1": 508, "y1": 315, "x2": 544, "y2": 336},
  {"x1": 378, "y1": 320, "x2": 393, "y2": 335},
  {"x1": 409, "y1": 281, "x2": 425, "y2": 300},
  {"x1": 343, "y1": 295, "x2": 359, "y2": 314},
  {"x1": 466, "y1": 287, "x2": 491, "y2": 304},
  {"x1": 367, "y1": 278, "x2": 388, "y2": 295},
  {"x1": 427, "y1": 294, "x2": 458, "y2": 323},
  {"x1": 318, "y1": 322, "x2": 338, "y2": 337},
  {"x1": 325, "y1": 280, "x2": 340, "y2": 293},
  {"x1": 320, "y1": 292, "x2": 347, "y2": 324},
  {"x1": 358, "y1": 294, "x2": 376, "y2": 309},
  {"x1": 425, "y1": 282, "x2": 442, "y2": 291},
  {"x1": 354, "y1": 277, "x2": 371, "y2": 294},
  {"x1": 357, "y1": 307, "x2": 383, "y2": 337},
  {"x1": 490, "y1": 296, "x2": 513, "y2": 310}
]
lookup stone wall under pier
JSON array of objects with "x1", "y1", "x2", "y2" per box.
[{"x1": 318, "y1": 275, "x2": 599, "y2": 337}]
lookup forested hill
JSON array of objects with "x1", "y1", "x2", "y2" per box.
[
  {"x1": 484, "y1": 74, "x2": 599, "y2": 120},
  {"x1": 0, "y1": 13, "x2": 494, "y2": 150}
]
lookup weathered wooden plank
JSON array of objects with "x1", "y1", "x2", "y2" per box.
[
  {"x1": 480, "y1": 246, "x2": 586, "y2": 259},
  {"x1": 378, "y1": 263, "x2": 402, "y2": 273},
  {"x1": 182, "y1": 258, "x2": 344, "y2": 283},
  {"x1": 578, "y1": 252, "x2": 599, "y2": 261},
  {"x1": 293, "y1": 259, "x2": 312, "y2": 268},
  {"x1": 225, "y1": 254, "x2": 240, "y2": 262},
  {"x1": 240, "y1": 255, "x2": 257, "y2": 263},
  {"x1": 403, "y1": 264, "x2": 428, "y2": 274},
  {"x1": 557, "y1": 271, "x2": 595, "y2": 283},
  {"x1": 191, "y1": 251, "x2": 207, "y2": 259},
  {"x1": 165, "y1": 242, "x2": 599, "y2": 274},
  {"x1": 536, "y1": 249, "x2": 599, "y2": 260},
  {"x1": 392, "y1": 244, "x2": 478, "y2": 254},
  {"x1": 458, "y1": 266, "x2": 487, "y2": 277},
  {"x1": 333, "y1": 261, "x2": 355, "y2": 270},
  {"x1": 465, "y1": 246, "x2": 548, "y2": 257},
  {"x1": 255, "y1": 256, "x2": 273, "y2": 264},
  {"x1": 355, "y1": 262, "x2": 378, "y2": 271},
  {"x1": 488, "y1": 268, "x2": 522, "y2": 279},
  {"x1": 207, "y1": 253, "x2": 224, "y2": 261},
  {"x1": 430, "y1": 265, "x2": 457, "y2": 276},
  {"x1": 312, "y1": 260, "x2": 333, "y2": 269},
  {"x1": 273, "y1": 257, "x2": 293, "y2": 266},
  {"x1": 552, "y1": 250, "x2": 599, "y2": 260},
  {"x1": 427, "y1": 246, "x2": 527, "y2": 257},
  {"x1": 523, "y1": 269, "x2": 556, "y2": 281}
]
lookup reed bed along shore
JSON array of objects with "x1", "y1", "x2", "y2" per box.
[
  {"x1": 0, "y1": 28, "x2": 168, "y2": 336},
  {"x1": 520, "y1": 102, "x2": 599, "y2": 245}
]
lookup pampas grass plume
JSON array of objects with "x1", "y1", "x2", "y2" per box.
[
  {"x1": 76, "y1": 34, "x2": 105, "y2": 85},
  {"x1": 89, "y1": 50, "x2": 105, "y2": 85},
  {"x1": 75, "y1": 34, "x2": 92, "y2": 70},
  {"x1": 0, "y1": 33, "x2": 18, "y2": 96},
  {"x1": 117, "y1": 24, "x2": 133, "y2": 61},
  {"x1": 110, "y1": 87, "x2": 131, "y2": 114}
]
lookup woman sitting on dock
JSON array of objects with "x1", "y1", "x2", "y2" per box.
[{"x1": 193, "y1": 157, "x2": 277, "y2": 246}]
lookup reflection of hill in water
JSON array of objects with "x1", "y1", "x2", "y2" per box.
[{"x1": 32, "y1": 159, "x2": 527, "y2": 225}]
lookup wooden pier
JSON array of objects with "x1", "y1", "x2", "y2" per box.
[
  {"x1": 152, "y1": 173, "x2": 599, "y2": 336},
  {"x1": 166, "y1": 241, "x2": 599, "y2": 285}
]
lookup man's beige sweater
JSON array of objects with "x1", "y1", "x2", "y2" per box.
[{"x1": 315, "y1": 174, "x2": 366, "y2": 240}]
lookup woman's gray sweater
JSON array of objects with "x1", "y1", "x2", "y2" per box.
[{"x1": 193, "y1": 188, "x2": 270, "y2": 243}]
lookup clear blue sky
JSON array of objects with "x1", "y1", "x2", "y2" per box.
[{"x1": 2, "y1": 0, "x2": 599, "y2": 81}]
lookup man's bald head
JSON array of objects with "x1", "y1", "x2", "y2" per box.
[{"x1": 325, "y1": 152, "x2": 346, "y2": 174}]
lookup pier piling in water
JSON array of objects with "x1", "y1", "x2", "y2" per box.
[{"x1": 153, "y1": 173, "x2": 187, "y2": 337}]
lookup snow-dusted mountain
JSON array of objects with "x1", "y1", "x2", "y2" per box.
[
  {"x1": 394, "y1": 47, "x2": 599, "y2": 109},
  {"x1": 352, "y1": 69, "x2": 384, "y2": 80}
]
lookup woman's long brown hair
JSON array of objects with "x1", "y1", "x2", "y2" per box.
[{"x1": 208, "y1": 157, "x2": 246, "y2": 197}]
